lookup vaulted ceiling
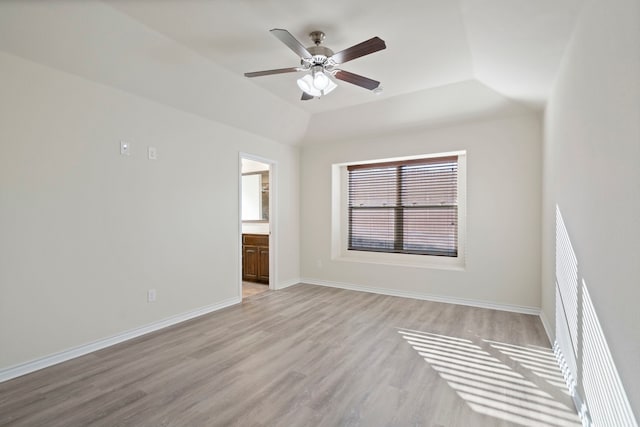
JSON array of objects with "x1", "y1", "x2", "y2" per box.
[{"x1": 0, "y1": 0, "x2": 583, "y2": 145}]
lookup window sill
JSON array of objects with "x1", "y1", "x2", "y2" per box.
[{"x1": 333, "y1": 250, "x2": 466, "y2": 271}]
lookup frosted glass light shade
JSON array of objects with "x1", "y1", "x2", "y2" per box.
[
  {"x1": 323, "y1": 79, "x2": 337, "y2": 95},
  {"x1": 312, "y1": 69, "x2": 330, "y2": 90},
  {"x1": 297, "y1": 74, "x2": 321, "y2": 97},
  {"x1": 297, "y1": 73, "x2": 337, "y2": 98}
]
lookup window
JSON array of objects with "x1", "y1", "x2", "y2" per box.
[{"x1": 347, "y1": 155, "x2": 459, "y2": 257}]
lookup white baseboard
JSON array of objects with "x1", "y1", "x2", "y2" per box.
[
  {"x1": 276, "y1": 278, "x2": 300, "y2": 290},
  {"x1": 301, "y1": 278, "x2": 541, "y2": 315},
  {"x1": 0, "y1": 296, "x2": 241, "y2": 383},
  {"x1": 539, "y1": 310, "x2": 555, "y2": 344},
  {"x1": 552, "y1": 342, "x2": 590, "y2": 426}
]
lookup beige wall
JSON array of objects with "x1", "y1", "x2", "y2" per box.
[
  {"x1": 300, "y1": 113, "x2": 542, "y2": 310},
  {"x1": 542, "y1": 0, "x2": 640, "y2": 419},
  {"x1": 0, "y1": 52, "x2": 300, "y2": 369}
]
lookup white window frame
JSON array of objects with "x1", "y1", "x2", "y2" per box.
[{"x1": 331, "y1": 151, "x2": 466, "y2": 270}]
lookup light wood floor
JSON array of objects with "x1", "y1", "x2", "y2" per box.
[
  {"x1": 242, "y1": 281, "x2": 270, "y2": 299},
  {"x1": 0, "y1": 284, "x2": 579, "y2": 426}
]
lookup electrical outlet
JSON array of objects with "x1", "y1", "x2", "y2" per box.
[
  {"x1": 120, "y1": 140, "x2": 131, "y2": 156},
  {"x1": 148, "y1": 146, "x2": 157, "y2": 160},
  {"x1": 147, "y1": 289, "x2": 157, "y2": 303}
]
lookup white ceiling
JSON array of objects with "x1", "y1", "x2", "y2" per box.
[
  {"x1": 106, "y1": 0, "x2": 475, "y2": 114},
  {"x1": 107, "y1": 0, "x2": 582, "y2": 110},
  {"x1": 0, "y1": 0, "x2": 583, "y2": 145}
]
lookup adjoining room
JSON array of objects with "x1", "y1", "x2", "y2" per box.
[{"x1": 241, "y1": 157, "x2": 271, "y2": 299}]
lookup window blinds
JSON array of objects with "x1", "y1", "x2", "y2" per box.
[{"x1": 348, "y1": 156, "x2": 458, "y2": 257}]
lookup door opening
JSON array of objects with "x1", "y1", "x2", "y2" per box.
[{"x1": 240, "y1": 155, "x2": 273, "y2": 300}]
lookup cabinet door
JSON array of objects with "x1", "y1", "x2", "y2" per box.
[
  {"x1": 258, "y1": 246, "x2": 269, "y2": 283},
  {"x1": 243, "y1": 245, "x2": 259, "y2": 281}
]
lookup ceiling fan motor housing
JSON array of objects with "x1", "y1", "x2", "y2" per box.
[
  {"x1": 301, "y1": 45, "x2": 334, "y2": 70},
  {"x1": 304, "y1": 32, "x2": 334, "y2": 69}
]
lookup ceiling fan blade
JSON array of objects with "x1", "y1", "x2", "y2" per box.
[
  {"x1": 270, "y1": 28, "x2": 312, "y2": 59},
  {"x1": 334, "y1": 70, "x2": 381, "y2": 90},
  {"x1": 331, "y1": 37, "x2": 386, "y2": 64},
  {"x1": 244, "y1": 67, "x2": 300, "y2": 78},
  {"x1": 301, "y1": 92, "x2": 314, "y2": 101}
]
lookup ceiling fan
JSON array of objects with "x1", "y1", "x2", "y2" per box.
[{"x1": 244, "y1": 29, "x2": 386, "y2": 100}]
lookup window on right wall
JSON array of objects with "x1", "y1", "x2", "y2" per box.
[{"x1": 332, "y1": 151, "x2": 466, "y2": 269}]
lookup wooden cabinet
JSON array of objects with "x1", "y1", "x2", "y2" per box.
[{"x1": 242, "y1": 234, "x2": 269, "y2": 283}]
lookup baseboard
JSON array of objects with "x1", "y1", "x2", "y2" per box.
[
  {"x1": 543, "y1": 308, "x2": 584, "y2": 421},
  {"x1": 539, "y1": 310, "x2": 554, "y2": 344},
  {"x1": 301, "y1": 278, "x2": 540, "y2": 315},
  {"x1": 0, "y1": 296, "x2": 241, "y2": 383},
  {"x1": 552, "y1": 342, "x2": 590, "y2": 426},
  {"x1": 276, "y1": 278, "x2": 300, "y2": 290}
]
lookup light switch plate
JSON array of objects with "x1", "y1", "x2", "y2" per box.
[{"x1": 148, "y1": 146, "x2": 157, "y2": 160}]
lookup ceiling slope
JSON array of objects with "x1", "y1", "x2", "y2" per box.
[
  {"x1": 105, "y1": 0, "x2": 477, "y2": 114},
  {"x1": 0, "y1": 1, "x2": 310, "y2": 145},
  {"x1": 460, "y1": 0, "x2": 583, "y2": 107},
  {"x1": 0, "y1": 0, "x2": 583, "y2": 145},
  {"x1": 304, "y1": 80, "x2": 532, "y2": 144},
  {"x1": 105, "y1": 0, "x2": 583, "y2": 142}
]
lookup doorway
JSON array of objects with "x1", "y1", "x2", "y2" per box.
[{"x1": 240, "y1": 155, "x2": 273, "y2": 300}]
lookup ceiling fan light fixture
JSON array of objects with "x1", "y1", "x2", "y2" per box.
[
  {"x1": 297, "y1": 74, "x2": 321, "y2": 97},
  {"x1": 297, "y1": 73, "x2": 338, "y2": 98},
  {"x1": 311, "y1": 66, "x2": 330, "y2": 90},
  {"x1": 245, "y1": 29, "x2": 387, "y2": 101},
  {"x1": 322, "y1": 79, "x2": 337, "y2": 95}
]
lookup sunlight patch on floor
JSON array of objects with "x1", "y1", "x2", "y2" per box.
[{"x1": 398, "y1": 328, "x2": 581, "y2": 427}]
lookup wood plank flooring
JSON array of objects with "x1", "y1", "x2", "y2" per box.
[
  {"x1": 242, "y1": 281, "x2": 270, "y2": 299},
  {"x1": 0, "y1": 284, "x2": 579, "y2": 426}
]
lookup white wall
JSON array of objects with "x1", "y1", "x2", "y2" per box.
[
  {"x1": 542, "y1": 0, "x2": 640, "y2": 420},
  {"x1": 300, "y1": 113, "x2": 542, "y2": 310},
  {"x1": 0, "y1": 51, "x2": 299, "y2": 370}
]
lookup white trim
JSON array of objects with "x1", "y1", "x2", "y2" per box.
[
  {"x1": 539, "y1": 310, "x2": 554, "y2": 343},
  {"x1": 276, "y1": 278, "x2": 301, "y2": 290},
  {"x1": 331, "y1": 151, "x2": 467, "y2": 271},
  {"x1": 0, "y1": 296, "x2": 240, "y2": 383},
  {"x1": 238, "y1": 155, "x2": 244, "y2": 300},
  {"x1": 331, "y1": 254, "x2": 466, "y2": 271},
  {"x1": 539, "y1": 310, "x2": 591, "y2": 426},
  {"x1": 269, "y1": 161, "x2": 277, "y2": 290},
  {"x1": 553, "y1": 342, "x2": 591, "y2": 426},
  {"x1": 302, "y1": 278, "x2": 540, "y2": 315}
]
